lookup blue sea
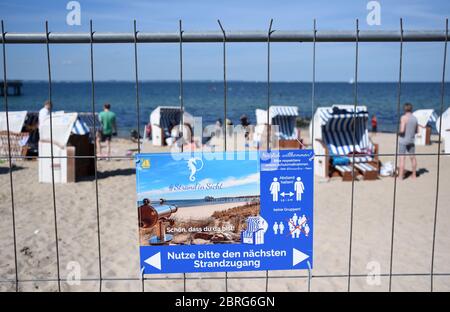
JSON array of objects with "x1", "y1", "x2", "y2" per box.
[{"x1": 4, "y1": 81, "x2": 448, "y2": 136}]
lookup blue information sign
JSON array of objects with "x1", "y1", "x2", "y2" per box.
[{"x1": 136, "y1": 149, "x2": 313, "y2": 275}]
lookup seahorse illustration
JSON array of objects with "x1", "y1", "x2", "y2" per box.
[{"x1": 187, "y1": 157, "x2": 204, "y2": 181}]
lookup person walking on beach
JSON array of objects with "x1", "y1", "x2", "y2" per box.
[
  {"x1": 398, "y1": 102, "x2": 419, "y2": 180},
  {"x1": 38, "y1": 100, "x2": 52, "y2": 125},
  {"x1": 96, "y1": 103, "x2": 117, "y2": 159}
]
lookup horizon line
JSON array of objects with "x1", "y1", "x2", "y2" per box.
[{"x1": 7, "y1": 79, "x2": 448, "y2": 83}]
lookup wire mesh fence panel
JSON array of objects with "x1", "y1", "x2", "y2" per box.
[{"x1": 1, "y1": 19, "x2": 450, "y2": 292}]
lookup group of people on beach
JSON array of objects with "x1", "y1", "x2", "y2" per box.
[
  {"x1": 37, "y1": 99, "x2": 421, "y2": 180},
  {"x1": 145, "y1": 113, "x2": 253, "y2": 151}
]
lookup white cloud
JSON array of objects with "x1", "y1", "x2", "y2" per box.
[
  {"x1": 196, "y1": 178, "x2": 214, "y2": 185},
  {"x1": 139, "y1": 186, "x2": 171, "y2": 199},
  {"x1": 219, "y1": 173, "x2": 259, "y2": 188}
]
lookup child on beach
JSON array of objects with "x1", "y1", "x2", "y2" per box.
[{"x1": 371, "y1": 114, "x2": 378, "y2": 134}]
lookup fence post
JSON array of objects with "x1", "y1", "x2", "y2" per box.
[
  {"x1": 266, "y1": 19, "x2": 274, "y2": 150},
  {"x1": 218, "y1": 20, "x2": 229, "y2": 291},
  {"x1": 1, "y1": 20, "x2": 19, "y2": 292},
  {"x1": 140, "y1": 267, "x2": 145, "y2": 292},
  {"x1": 133, "y1": 20, "x2": 141, "y2": 154},
  {"x1": 217, "y1": 20, "x2": 227, "y2": 153},
  {"x1": 307, "y1": 260, "x2": 312, "y2": 292},
  {"x1": 347, "y1": 18, "x2": 359, "y2": 293},
  {"x1": 388, "y1": 18, "x2": 404, "y2": 292},
  {"x1": 430, "y1": 18, "x2": 448, "y2": 292},
  {"x1": 89, "y1": 19, "x2": 103, "y2": 292},
  {"x1": 45, "y1": 20, "x2": 62, "y2": 292},
  {"x1": 265, "y1": 19, "x2": 274, "y2": 292},
  {"x1": 311, "y1": 19, "x2": 317, "y2": 147},
  {"x1": 179, "y1": 20, "x2": 184, "y2": 153}
]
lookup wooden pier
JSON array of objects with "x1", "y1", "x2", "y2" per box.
[{"x1": 1, "y1": 80, "x2": 23, "y2": 96}]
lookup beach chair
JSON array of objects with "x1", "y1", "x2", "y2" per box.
[
  {"x1": 77, "y1": 112, "x2": 98, "y2": 141},
  {"x1": 436, "y1": 107, "x2": 450, "y2": 154},
  {"x1": 0, "y1": 111, "x2": 29, "y2": 158},
  {"x1": 38, "y1": 112, "x2": 94, "y2": 183},
  {"x1": 312, "y1": 105, "x2": 379, "y2": 181},
  {"x1": 254, "y1": 105, "x2": 301, "y2": 149},
  {"x1": 149, "y1": 106, "x2": 193, "y2": 146},
  {"x1": 241, "y1": 216, "x2": 266, "y2": 245},
  {"x1": 413, "y1": 109, "x2": 438, "y2": 146}
]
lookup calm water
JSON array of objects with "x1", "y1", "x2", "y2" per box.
[{"x1": 4, "y1": 81, "x2": 448, "y2": 135}]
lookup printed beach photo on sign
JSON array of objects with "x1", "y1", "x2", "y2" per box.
[{"x1": 136, "y1": 152, "x2": 260, "y2": 246}]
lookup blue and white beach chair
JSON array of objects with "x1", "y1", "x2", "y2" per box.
[
  {"x1": 413, "y1": 109, "x2": 438, "y2": 146},
  {"x1": 436, "y1": 107, "x2": 450, "y2": 154},
  {"x1": 76, "y1": 112, "x2": 97, "y2": 141},
  {"x1": 312, "y1": 105, "x2": 379, "y2": 180},
  {"x1": 38, "y1": 112, "x2": 94, "y2": 183},
  {"x1": 149, "y1": 106, "x2": 193, "y2": 146},
  {"x1": 241, "y1": 216, "x2": 265, "y2": 245},
  {"x1": 254, "y1": 105, "x2": 300, "y2": 148}
]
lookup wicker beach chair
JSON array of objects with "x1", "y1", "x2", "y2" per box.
[
  {"x1": 413, "y1": 109, "x2": 438, "y2": 146},
  {"x1": 38, "y1": 112, "x2": 94, "y2": 183},
  {"x1": 149, "y1": 106, "x2": 193, "y2": 146},
  {"x1": 0, "y1": 111, "x2": 29, "y2": 158},
  {"x1": 312, "y1": 105, "x2": 379, "y2": 181},
  {"x1": 241, "y1": 216, "x2": 266, "y2": 245},
  {"x1": 0, "y1": 131, "x2": 29, "y2": 157},
  {"x1": 436, "y1": 107, "x2": 450, "y2": 154},
  {"x1": 254, "y1": 105, "x2": 301, "y2": 149}
]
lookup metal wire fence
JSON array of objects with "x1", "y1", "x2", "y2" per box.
[{"x1": 1, "y1": 18, "x2": 449, "y2": 292}]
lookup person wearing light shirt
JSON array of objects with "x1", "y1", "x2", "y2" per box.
[{"x1": 38, "y1": 100, "x2": 52, "y2": 125}]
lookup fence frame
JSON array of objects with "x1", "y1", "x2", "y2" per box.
[{"x1": 1, "y1": 18, "x2": 449, "y2": 292}]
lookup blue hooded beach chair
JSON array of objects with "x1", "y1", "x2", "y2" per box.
[
  {"x1": 255, "y1": 105, "x2": 300, "y2": 148},
  {"x1": 313, "y1": 105, "x2": 379, "y2": 180}
]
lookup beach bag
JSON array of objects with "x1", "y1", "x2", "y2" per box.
[{"x1": 380, "y1": 161, "x2": 394, "y2": 177}]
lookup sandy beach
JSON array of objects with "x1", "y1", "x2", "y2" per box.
[
  {"x1": 174, "y1": 202, "x2": 251, "y2": 220},
  {"x1": 1, "y1": 131, "x2": 450, "y2": 292}
]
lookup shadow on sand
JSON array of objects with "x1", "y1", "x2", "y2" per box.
[
  {"x1": 77, "y1": 167, "x2": 136, "y2": 181},
  {"x1": 403, "y1": 168, "x2": 429, "y2": 179},
  {"x1": 0, "y1": 165, "x2": 25, "y2": 175}
]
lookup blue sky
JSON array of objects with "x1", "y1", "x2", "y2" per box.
[
  {"x1": 136, "y1": 153, "x2": 259, "y2": 201},
  {"x1": 1, "y1": 0, "x2": 450, "y2": 81}
]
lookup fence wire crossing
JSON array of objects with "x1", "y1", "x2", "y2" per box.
[{"x1": 1, "y1": 18, "x2": 449, "y2": 292}]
